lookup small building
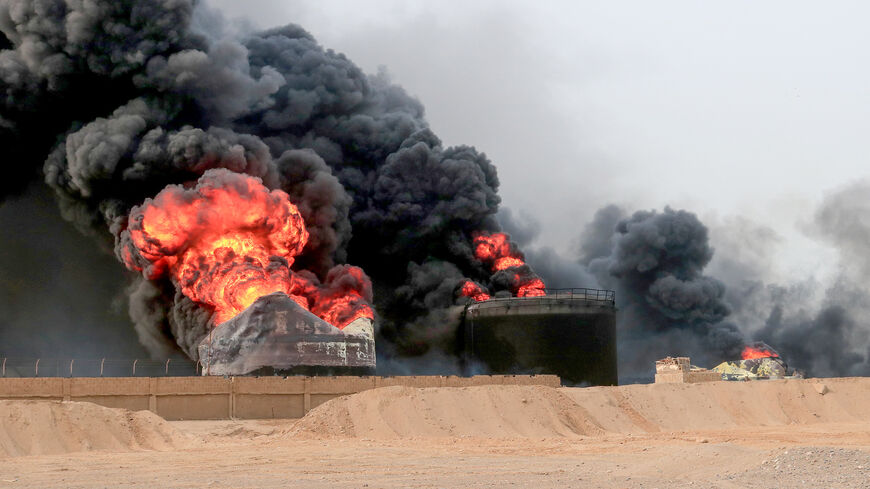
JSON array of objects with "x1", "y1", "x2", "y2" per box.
[{"x1": 654, "y1": 356, "x2": 722, "y2": 384}]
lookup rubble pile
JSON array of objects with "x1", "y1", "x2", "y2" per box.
[
  {"x1": 654, "y1": 357, "x2": 722, "y2": 384},
  {"x1": 712, "y1": 356, "x2": 803, "y2": 381},
  {"x1": 712, "y1": 342, "x2": 803, "y2": 381}
]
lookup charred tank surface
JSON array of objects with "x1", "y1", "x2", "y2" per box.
[
  {"x1": 461, "y1": 288, "x2": 616, "y2": 385},
  {"x1": 198, "y1": 292, "x2": 376, "y2": 376}
]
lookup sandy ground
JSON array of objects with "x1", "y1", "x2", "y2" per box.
[{"x1": 0, "y1": 378, "x2": 869, "y2": 488}]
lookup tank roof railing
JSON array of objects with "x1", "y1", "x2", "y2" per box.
[
  {"x1": 542, "y1": 288, "x2": 615, "y2": 302},
  {"x1": 466, "y1": 287, "x2": 616, "y2": 308}
]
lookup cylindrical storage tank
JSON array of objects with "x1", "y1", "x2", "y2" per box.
[{"x1": 461, "y1": 289, "x2": 617, "y2": 385}]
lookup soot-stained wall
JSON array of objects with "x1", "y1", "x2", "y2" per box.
[{"x1": 462, "y1": 293, "x2": 617, "y2": 385}]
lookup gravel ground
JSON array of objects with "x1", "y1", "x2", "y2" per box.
[{"x1": 725, "y1": 447, "x2": 870, "y2": 488}]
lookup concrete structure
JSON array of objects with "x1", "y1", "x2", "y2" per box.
[
  {"x1": 0, "y1": 375, "x2": 560, "y2": 420},
  {"x1": 654, "y1": 357, "x2": 722, "y2": 384},
  {"x1": 462, "y1": 288, "x2": 617, "y2": 386}
]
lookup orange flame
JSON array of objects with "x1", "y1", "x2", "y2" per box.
[
  {"x1": 473, "y1": 233, "x2": 512, "y2": 264},
  {"x1": 122, "y1": 170, "x2": 373, "y2": 328},
  {"x1": 458, "y1": 232, "x2": 547, "y2": 302},
  {"x1": 517, "y1": 278, "x2": 546, "y2": 297},
  {"x1": 493, "y1": 256, "x2": 525, "y2": 271},
  {"x1": 741, "y1": 345, "x2": 779, "y2": 360},
  {"x1": 460, "y1": 281, "x2": 491, "y2": 302}
]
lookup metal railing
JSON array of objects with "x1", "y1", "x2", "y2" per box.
[
  {"x1": 542, "y1": 288, "x2": 615, "y2": 302},
  {"x1": 0, "y1": 358, "x2": 202, "y2": 378},
  {"x1": 466, "y1": 287, "x2": 615, "y2": 306}
]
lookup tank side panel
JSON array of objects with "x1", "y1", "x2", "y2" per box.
[{"x1": 465, "y1": 303, "x2": 617, "y2": 386}]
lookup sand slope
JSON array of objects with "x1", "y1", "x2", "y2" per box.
[
  {"x1": 291, "y1": 378, "x2": 870, "y2": 439},
  {"x1": 290, "y1": 384, "x2": 606, "y2": 438},
  {"x1": 0, "y1": 400, "x2": 191, "y2": 457},
  {"x1": 563, "y1": 377, "x2": 870, "y2": 433}
]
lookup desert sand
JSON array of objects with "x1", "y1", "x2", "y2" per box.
[{"x1": 0, "y1": 378, "x2": 869, "y2": 488}]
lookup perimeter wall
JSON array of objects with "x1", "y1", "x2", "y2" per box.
[{"x1": 0, "y1": 375, "x2": 560, "y2": 420}]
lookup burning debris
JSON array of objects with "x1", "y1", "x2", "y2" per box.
[
  {"x1": 655, "y1": 343, "x2": 803, "y2": 383},
  {"x1": 712, "y1": 342, "x2": 803, "y2": 381}
]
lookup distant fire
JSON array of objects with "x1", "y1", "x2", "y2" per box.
[
  {"x1": 121, "y1": 169, "x2": 373, "y2": 328},
  {"x1": 459, "y1": 232, "x2": 546, "y2": 301},
  {"x1": 741, "y1": 344, "x2": 780, "y2": 360}
]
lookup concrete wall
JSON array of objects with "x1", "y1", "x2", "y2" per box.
[
  {"x1": 0, "y1": 375, "x2": 560, "y2": 420},
  {"x1": 654, "y1": 371, "x2": 723, "y2": 384}
]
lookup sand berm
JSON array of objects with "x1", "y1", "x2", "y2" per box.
[
  {"x1": 1, "y1": 378, "x2": 869, "y2": 457},
  {"x1": 0, "y1": 400, "x2": 192, "y2": 457},
  {"x1": 289, "y1": 378, "x2": 870, "y2": 438}
]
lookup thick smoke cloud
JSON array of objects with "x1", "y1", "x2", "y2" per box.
[
  {"x1": 3, "y1": 0, "x2": 859, "y2": 379},
  {"x1": 499, "y1": 204, "x2": 748, "y2": 380},
  {"x1": 584, "y1": 207, "x2": 745, "y2": 380},
  {"x1": 759, "y1": 303, "x2": 866, "y2": 377},
  {"x1": 569, "y1": 190, "x2": 870, "y2": 379},
  {"x1": 743, "y1": 180, "x2": 870, "y2": 377},
  {"x1": 0, "y1": 0, "x2": 519, "y2": 364},
  {"x1": 0, "y1": 0, "x2": 201, "y2": 203},
  {"x1": 561, "y1": 195, "x2": 870, "y2": 380}
]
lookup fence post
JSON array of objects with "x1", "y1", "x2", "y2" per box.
[
  {"x1": 100, "y1": 358, "x2": 105, "y2": 377},
  {"x1": 69, "y1": 359, "x2": 74, "y2": 377},
  {"x1": 165, "y1": 359, "x2": 170, "y2": 376},
  {"x1": 35, "y1": 358, "x2": 39, "y2": 377},
  {"x1": 132, "y1": 359, "x2": 138, "y2": 377}
]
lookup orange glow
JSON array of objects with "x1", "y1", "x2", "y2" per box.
[
  {"x1": 468, "y1": 232, "x2": 547, "y2": 299},
  {"x1": 122, "y1": 170, "x2": 373, "y2": 328},
  {"x1": 493, "y1": 256, "x2": 524, "y2": 271},
  {"x1": 741, "y1": 345, "x2": 779, "y2": 360},
  {"x1": 473, "y1": 233, "x2": 513, "y2": 262},
  {"x1": 459, "y1": 280, "x2": 491, "y2": 302},
  {"x1": 517, "y1": 278, "x2": 546, "y2": 297}
]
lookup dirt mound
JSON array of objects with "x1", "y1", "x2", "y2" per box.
[
  {"x1": 0, "y1": 400, "x2": 192, "y2": 457},
  {"x1": 290, "y1": 378, "x2": 870, "y2": 439},
  {"x1": 290, "y1": 385, "x2": 605, "y2": 439},
  {"x1": 563, "y1": 377, "x2": 870, "y2": 433}
]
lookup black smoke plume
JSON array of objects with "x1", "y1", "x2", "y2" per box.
[
  {"x1": 580, "y1": 207, "x2": 744, "y2": 380},
  {"x1": 746, "y1": 181, "x2": 870, "y2": 377},
  {"x1": 5, "y1": 1, "x2": 855, "y2": 380},
  {"x1": 0, "y1": 0, "x2": 530, "y2": 364},
  {"x1": 561, "y1": 194, "x2": 870, "y2": 380}
]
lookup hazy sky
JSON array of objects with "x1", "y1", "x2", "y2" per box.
[{"x1": 207, "y1": 0, "x2": 870, "y2": 281}]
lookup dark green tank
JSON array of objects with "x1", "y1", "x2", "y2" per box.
[{"x1": 460, "y1": 289, "x2": 617, "y2": 386}]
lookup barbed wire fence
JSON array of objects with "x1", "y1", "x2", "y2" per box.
[{"x1": 0, "y1": 358, "x2": 202, "y2": 377}]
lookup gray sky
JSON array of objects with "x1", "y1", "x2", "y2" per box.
[{"x1": 207, "y1": 0, "x2": 870, "y2": 282}]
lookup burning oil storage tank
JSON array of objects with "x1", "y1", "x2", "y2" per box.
[{"x1": 461, "y1": 288, "x2": 617, "y2": 385}]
